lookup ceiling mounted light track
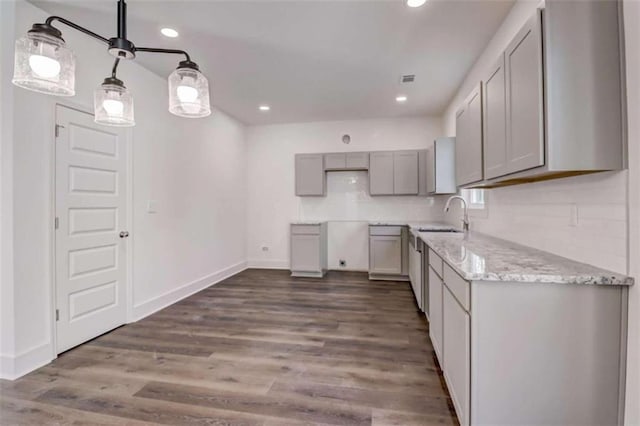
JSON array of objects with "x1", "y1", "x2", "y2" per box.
[{"x1": 11, "y1": 0, "x2": 211, "y2": 126}]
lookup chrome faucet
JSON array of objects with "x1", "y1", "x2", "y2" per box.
[{"x1": 444, "y1": 195, "x2": 469, "y2": 233}]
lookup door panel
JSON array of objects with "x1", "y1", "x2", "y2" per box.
[
  {"x1": 506, "y1": 12, "x2": 544, "y2": 174},
  {"x1": 291, "y1": 234, "x2": 321, "y2": 272},
  {"x1": 369, "y1": 236, "x2": 402, "y2": 274},
  {"x1": 483, "y1": 55, "x2": 509, "y2": 179},
  {"x1": 55, "y1": 105, "x2": 128, "y2": 353},
  {"x1": 295, "y1": 154, "x2": 325, "y2": 196},
  {"x1": 443, "y1": 286, "x2": 471, "y2": 426},
  {"x1": 455, "y1": 85, "x2": 484, "y2": 186},
  {"x1": 393, "y1": 151, "x2": 419, "y2": 195},
  {"x1": 369, "y1": 152, "x2": 394, "y2": 195},
  {"x1": 428, "y1": 266, "x2": 443, "y2": 364}
]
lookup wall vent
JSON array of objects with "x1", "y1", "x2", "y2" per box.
[{"x1": 400, "y1": 74, "x2": 415, "y2": 83}]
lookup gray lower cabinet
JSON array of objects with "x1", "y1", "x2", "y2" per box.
[
  {"x1": 369, "y1": 152, "x2": 395, "y2": 195},
  {"x1": 393, "y1": 150, "x2": 419, "y2": 195},
  {"x1": 290, "y1": 223, "x2": 327, "y2": 278},
  {"x1": 368, "y1": 225, "x2": 409, "y2": 280},
  {"x1": 455, "y1": 84, "x2": 484, "y2": 187},
  {"x1": 295, "y1": 154, "x2": 325, "y2": 196},
  {"x1": 443, "y1": 283, "x2": 471, "y2": 426},
  {"x1": 426, "y1": 245, "x2": 626, "y2": 426},
  {"x1": 369, "y1": 236, "x2": 402, "y2": 274}
]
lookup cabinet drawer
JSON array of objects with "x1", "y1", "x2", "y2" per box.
[
  {"x1": 428, "y1": 248, "x2": 443, "y2": 277},
  {"x1": 346, "y1": 152, "x2": 369, "y2": 169},
  {"x1": 443, "y1": 263, "x2": 470, "y2": 312},
  {"x1": 291, "y1": 224, "x2": 321, "y2": 235},
  {"x1": 369, "y1": 226, "x2": 403, "y2": 236}
]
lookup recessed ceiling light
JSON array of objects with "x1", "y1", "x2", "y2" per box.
[
  {"x1": 160, "y1": 28, "x2": 179, "y2": 38},
  {"x1": 407, "y1": 0, "x2": 427, "y2": 7},
  {"x1": 259, "y1": 105, "x2": 270, "y2": 111},
  {"x1": 396, "y1": 95, "x2": 408, "y2": 103}
]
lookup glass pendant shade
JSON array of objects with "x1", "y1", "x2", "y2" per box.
[
  {"x1": 168, "y1": 64, "x2": 211, "y2": 118},
  {"x1": 12, "y1": 29, "x2": 75, "y2": 96},
  {"x1": 94, "y1": 78, "x2": 135, "y2": 127}
]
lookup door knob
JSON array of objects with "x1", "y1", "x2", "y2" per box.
[{"x1": 119, "y1": 231, "x2": 129, "y2": 238}]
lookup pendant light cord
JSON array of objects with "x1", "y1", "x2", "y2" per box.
[{"x1": 111, "y1": 58, "x2": 120, "y2": 78}]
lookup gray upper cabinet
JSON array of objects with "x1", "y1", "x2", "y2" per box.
[
  {"x1": 324, "y1": 153, "x2": 346, "y2": 170},
  {"x1": 346, "y1": 152, "x2": 369, "y2": 170},
  {"x1": 472, "y1": 3, "x2": 624, "y2": 187},
  {"x1": 369, "y1": 152, "x2": 395, "y2": 195},
  {"x1": 427, "y1": 138, "x2": 457, "y2": 194},
  {"x1": 295, "y1": 154, "x2": 325, "y2": 196},
  {"x1": 505, "y1": 12, "x2": 544, "y2": 174},
  {"x1": 483, "y1": 55, "x2": 509, "y2": 179},
  {"x1": 455, "y1": 84, "x2": 483, "y2": 187},
  {"x1": 393, "y1": 151, "x2": 419, "y2": 195}
]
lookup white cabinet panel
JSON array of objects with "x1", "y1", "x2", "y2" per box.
[
  {"x1": 369, "y1": 235, "x2": 402, "y2": 275},
  {"x1": 346, "y1": 152, "x2": 369, "y2": 169},
  {"x1": 291, "y1": 234, "x2": 321, "y2": 272},
  {"x1": 369, "y1": 152, "x2": 394, "y2": 195},
  {"x1": 455, "y1": 84, "x2": 483, "y2": 186},
  {"x1": 393, "y1": 151, "x2": 419, "y2": 195},
  {"x1": 483, "y1": 55, "x2": 509, "y2": 179},
  {"x1": 324, "y1": 153, "x2": 347, "y2": 170},
  {"x1": 505, "y1": 12, "x2": 544, "y2": 174},
  {"x1": 443, "y1": 286, "x2": 471, "y2": 426},
  {"x1": 428, "y1": 266, "x2": 443, "y2": 365},
  {"x1": 295, "y1": 154, "x2": 325, "y2": 196}
]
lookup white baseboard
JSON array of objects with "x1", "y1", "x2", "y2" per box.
[
  {"x1": 131, "y1": 260, "x2": 248, "y2": 322},
  {"x1": 247, "y1": 259, "x2": 289, "y2": 269},
  {"x1": 0, "y1": 341, "x2": 53, "y2": 380}
]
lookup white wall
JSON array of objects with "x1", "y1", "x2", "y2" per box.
[
  {"x1": 246, "y1": 117, "x2": 445, "y2": 270},
  {"x1": 0, "y1": 0, "x2": 247, "y2": 379},
  {"x1": 441, "y1": 0, "x2": 627, "y2": 275},
  {"x1": 623, "y1": 0, "x2": 640, "y2": 423}
]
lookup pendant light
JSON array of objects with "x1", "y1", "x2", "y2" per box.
[
  {"x1": 11, "y1": 0, "x2": 211, "y2": 127},
  {"x1": 12, "y1": 24, "x2": 75, "y2": 96},
  {"x1": 168, "y1": 60, "x2": 211, "y2": 118}
]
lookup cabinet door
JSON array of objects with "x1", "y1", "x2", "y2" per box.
[
  {"x1": 393, "y1": 151, "x2": 419, "y2": 195},
  {"x1": 295, "y1": 154, "x2": 324, "y2": 196},
  {"x1": 369, "y1": 152, "x2": 394, "y2": 195},
  {"x1": 426, "y1": 147, "x2": 436, "y2": 194},
  {"x1": 291, "y1": 234, "x2": 321, "y2": 272},
  {"x1": 505, "y1": 12, "x2": 544, "y2": 174},
  {"x1": 369, "y1": 236, "x2": 402, "y2": 274},
  {"x1": 346, "y1": 152, "x2": 369, "y2": 169},
  {"x1": 455, "y1": 85, "x2": 483, "y2": 186},
  {"x1": 428, "y1": 266, "x2": 444, "y2": 364},
  {"x1": 443, "y1": 286, "x2": 471, "y2": 426},
  {"x1": 324, "y1": 153, "x2": 346, "y2": 170},
  {"x1": 483, "y1": 55, "x2": 509, "y2": 179}
]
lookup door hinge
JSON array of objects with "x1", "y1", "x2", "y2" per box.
[
  {"x1": 55, "y1": 309, "x2": 59, "y2": 321},
  {"x1": 55, "y1": 124, "x2": 64, "y2": 138},
  {"x1": 54, "y1": 217, "x2": 59, "y2": 230}
]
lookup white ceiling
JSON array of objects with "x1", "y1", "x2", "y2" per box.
[{"x1": 29, "y1": 0, "x2": 514, "y2": 125}]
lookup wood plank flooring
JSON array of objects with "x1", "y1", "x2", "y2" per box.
[{"x1": 0, "y1": 269, "x2": 458, "y2": 425}]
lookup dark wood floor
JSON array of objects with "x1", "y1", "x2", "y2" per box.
[{"x1": 0, "y1": 269, "x2": 458, "y2": 426}]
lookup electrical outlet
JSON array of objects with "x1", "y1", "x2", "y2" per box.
[{"x1": 339, "y1": 259, "x2": 346, "y2": 267}]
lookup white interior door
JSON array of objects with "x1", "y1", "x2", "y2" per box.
[{"x1": 55, "y1": 105, "x2": 128, "y2": 353}]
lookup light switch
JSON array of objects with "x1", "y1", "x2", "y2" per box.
[{"x1": 147, "y1": 200, "x2": 158, "y2": 214}]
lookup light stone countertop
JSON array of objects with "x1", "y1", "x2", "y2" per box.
[{"x1": 418, "y1": 231, "x2": 633, "y2": 286}]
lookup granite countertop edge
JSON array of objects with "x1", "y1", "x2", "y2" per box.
[{"x1": 418, "y1": 231, "x2": 634, "y2": 286}]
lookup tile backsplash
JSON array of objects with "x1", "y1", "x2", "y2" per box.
[
  {"x1": 448, "y1": 171, "x2": 628, "y2": 274},
  {"x1": 298, "y1": 171, "x2": 447, "y2": 222}
]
